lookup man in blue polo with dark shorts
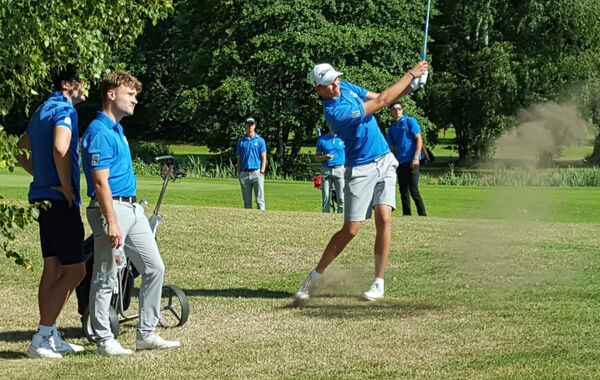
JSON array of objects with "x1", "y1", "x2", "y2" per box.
[
  {"x1": 295, "y1": 59, "x2": 428, "y2": 301},
  {"x1": 16, "y1": 64, "x2": 87, "y2": 358},
  {"x1": 82, "y1": 71, "x2": 180, "y2": 355},
  {"x1": 236, "y1": 117, "x2": 267, "y2": 210},
  {"x1": 316, "y1": 127, "x2": 345, "y2": 213}
]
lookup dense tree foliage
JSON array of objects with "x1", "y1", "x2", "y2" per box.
[
  {"x1": 426, "y1": 0, "x2": 600, "y2": 160},
  {"x1": 121, "y1": 0, "x2": 435, "y2": 172},
  {"x1": 0, "y1": 0, "x2": 173, "y2": 267}
]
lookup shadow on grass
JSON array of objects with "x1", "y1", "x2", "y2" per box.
[
  {"x1": 284, "y1": 298, "x2": 441, "y2": 319},
  {"x1": 0, "y1": 327, "x2": 83, "y2": 343},
  {"x1": 182, "y1": 288, "x2": 293, "y2": 299},
  {"x1": 0, "y1": 350, "x2": 26, "y2": 359}
]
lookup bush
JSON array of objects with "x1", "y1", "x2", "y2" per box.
[
  {"x1": 132, "y1": 158, "x2": 160, "y2": 176},
  {"x1": 128, "y1": 141, "x2": 173, "y2": 163}
]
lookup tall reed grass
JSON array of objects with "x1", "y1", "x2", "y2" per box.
[{"x1": 421, "y1": 164, "x2": 600, "y2": 187}]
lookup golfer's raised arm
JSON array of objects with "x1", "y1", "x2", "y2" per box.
[{"x1": 362, "y1": 60, "x2": 428, "y2": 117}]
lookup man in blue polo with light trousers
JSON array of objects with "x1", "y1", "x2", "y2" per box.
[
  {"x1": 295, "y1": 59, "x2": 428, "y2": 302},
  {"x1": 316, "y1": 127, "x2": 345, "y2": 213},
  {"x1": 236, "y1": 117, "x2": 267, "y2": 210},
  {"x1": 82, "y1": 71, "x2": 180, "y2": 355}
]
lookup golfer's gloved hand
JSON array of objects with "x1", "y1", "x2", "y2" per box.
[
  {"x1": 418, "y1": 70, "x2": 428, "y2": 88},
  {"x1": 410, "y1": 76, "x2": 421, "y2": 90}
]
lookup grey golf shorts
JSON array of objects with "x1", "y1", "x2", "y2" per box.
[
  {"x1": 33, "y1": 199, "x2": 86, "y2": 265},
  {"x1": 343, "y1": 153, "x2": 398, "y2": 221}
]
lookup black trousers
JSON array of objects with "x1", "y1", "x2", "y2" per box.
[{"x1": 397, "y1": 162, "x2": 427, "y2": 216}]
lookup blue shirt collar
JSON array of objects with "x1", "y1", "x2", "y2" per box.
[
  {"x1": 50, "y1": 91, "x2": 71, "y2": 104},
  {"x1": 95, "y1": 111, "x2": 121, "y2": 132},
  {"x1": 392, "y1": 115, "x2": 408, "y2": 127}
]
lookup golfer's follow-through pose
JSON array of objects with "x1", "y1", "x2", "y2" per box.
[
  {"x1": 82, "y1": 71, "x2": 180, "y2": 355},
  {"x1": 295, "y1": 60, "x2": 428, "y2": 301}
]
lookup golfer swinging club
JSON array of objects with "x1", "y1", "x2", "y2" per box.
[{"x1": 295, "y1": 59, "x2": 428, "y2": 301}]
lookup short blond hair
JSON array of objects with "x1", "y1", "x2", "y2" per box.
[{"x1": 100, "y1": 71, "x2": 142, "y2": 105}]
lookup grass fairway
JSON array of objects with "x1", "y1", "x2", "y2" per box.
[{"x1": 1, "y1": 171, "x2": 600, "y2": 377}]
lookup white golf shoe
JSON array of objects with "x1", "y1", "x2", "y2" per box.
[
  {"x1": 97, "y1": 338, "x2": 133, "y2": 355},
  {"x1": 27, "y1": 333, "x2": 62, "y2": 359},
  {"x1": 136, "y1": 333, "x2": 180, "y2": 351},
  {"x1": 294, "y1": 269, "x2": 322, "y2": 301},
  {"x1": 52, "y1": 331, "x2": 84, "y2": 354},
  {"x1": 362, "y1": 282, "x2": 384, "y2": 301}
]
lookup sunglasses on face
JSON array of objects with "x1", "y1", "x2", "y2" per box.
[{"x1": 390, "y1": 107, "x2": 403, "y2": 111}]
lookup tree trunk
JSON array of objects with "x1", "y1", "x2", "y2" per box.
[{"x1": 588, "y1": 131, "x2": 600, "y2": 163}]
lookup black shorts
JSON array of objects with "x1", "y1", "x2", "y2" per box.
[{"x1": 33, "y1": 199, "x2": 86, "y2": 265}]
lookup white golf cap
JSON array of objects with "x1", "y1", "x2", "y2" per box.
[{"x1": 310, "y1": 63, "x2": 343, "y2": 87}]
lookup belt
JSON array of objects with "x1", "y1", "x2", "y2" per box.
[
  {"x1": 92, "y1": 196, "x2": 137, "y2": 203},
  {"x1": 241, "y1": 169, "x2": 259, "y2": 172},
  {"x1": 113, "y1": 196, "x2": 137, "y2": 203},
  {"x1": 327, "y1": 165, "x2": 343, "y2": 168}
]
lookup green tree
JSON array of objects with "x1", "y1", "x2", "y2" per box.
[
  {"x1": 0, "y1": 0, "x2": 173, "y2": 267},
  {"x1": 426, "y1": 0, "x2": 600, "y2": 161},
  {"x1": 122, "y1": 0, "x2": 435, "y2": 175}
]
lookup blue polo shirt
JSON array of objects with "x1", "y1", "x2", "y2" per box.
[
  {"x1": 237, "y1": 134, "x2": 266, "y2": 170},
  {"x1": 320, "y1": 81, "x2": 390, "y2": 167},
  {"x1": 316, "y1": 133, "x2": 345, "y2": 167},
  {"x1": 81, "y1": 111, "x2": 137, "y2": 198},
  {"x1": 26, "y1": 91, "x2": 81, "y2": 206},
  {"x1": 387, "y1": 115, "x2": 422, "y2": 164}
]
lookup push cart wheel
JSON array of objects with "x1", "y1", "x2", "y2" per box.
[
  {"x1": 82, "y1": 305, "x2": 120, "y2": 344},
  {"x1": 159, "y1": 285, "x2": 189, "y2": 327}
]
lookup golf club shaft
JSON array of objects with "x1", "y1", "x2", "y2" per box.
[{"x1": 422, "y1": 0, "x2": 432, "y2": 60}]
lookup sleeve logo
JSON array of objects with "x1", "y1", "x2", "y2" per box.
[
  {"x1": 91, "y1": 153, "x2": 99, "y2": 166},
  {"x1": 351, "y1": 111, "x2": 361, "y2": 118},
  {"x1": 63, "y1": 117, "x2": 71, "y2": 125}
]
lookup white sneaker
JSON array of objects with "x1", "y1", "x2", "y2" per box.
[
  {"x1": 27, "y1": 333, "x2": 62, "y2": 359},
  {"x1": 362, "y1": 282, "x2": 384, "y2": 301},
  {"x1": 52, "y1": 331, "x2": 84, "y2": 353},
  {"x1": 97, "y1": 338, "x2": 133, "y2": 355},
  {"x1": 295, "y1": 270, "x2": 322, "y2": 301},
  {"x1": 136, "y1": 333, "x2": 180, "y2": 351}
]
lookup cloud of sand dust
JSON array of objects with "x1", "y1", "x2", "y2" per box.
[{"x1": 496, "y1": 102, "x2": 590, "y2": 166}]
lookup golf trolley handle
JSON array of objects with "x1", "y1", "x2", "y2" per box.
[{"x1": 154, "y1": 155, "x2": 175, "y2": 214}]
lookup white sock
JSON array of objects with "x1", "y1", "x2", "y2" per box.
[
  {"x1": 38, "y1": 324, "x2": 53, "y2": 337},
  {"x1": 374, "y1": 277, "x2": 384, "y2": 287},
  {"x1": 311, "y1": 268, "x2": 322, "y2": 279},
  {"x1": 51, "y1": 324, "x2": 58, "y2": 336}
]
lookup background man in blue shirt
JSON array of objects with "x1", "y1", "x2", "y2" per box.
[
  {"x1": 236, "y1": 117, "x2": 267, "y2": 210},
  {"x1": 316, "y1": 127, "x2": 345, "y2": 213},
  {"x1": 387, "y1": 102, "x2": 427, "y2": 216},
  {"x1": 295, "y1": 60, "x2": 428, "y2": 302},
  {"x1": 16, "y1": 64, "x2": 87, "y2": 358},
  {"x1": 82, "y1": 71, "x2": 180, "y2": 355}
]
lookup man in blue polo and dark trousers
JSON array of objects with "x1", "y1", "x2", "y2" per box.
[
  {"x1": 316, "y1": 127, "x2": 345, "y2": 213},
  {"x1": 82, "y1": 71, "x2": 180, "y2": 355},
  {"x1": 236, "y1": 117, "x2": 267, "y2": 210},
  {"x1": 295, "y1": 59, "x2": 428, "y2": 302},
  {"x1": 387, "y1": 101, "x2": 427, "y2": 216},
  {"x1": 16, "y1": 64, "x2": 87, "y2": 358}
]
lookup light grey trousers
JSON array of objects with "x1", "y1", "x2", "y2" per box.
[
  {"x1": 87, "y1": 200, "x2": 165, "y2": 341},
  {"x1": 238, "y1": 170, "x2": 265, "y2": 210},
  {"x1": 321, "y1": 165, "x2": 345, "y2": 213}
]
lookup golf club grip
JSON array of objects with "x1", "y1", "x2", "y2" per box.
[{"x1": 422, "y1": 0, "x2": 432, "y2": 61}]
